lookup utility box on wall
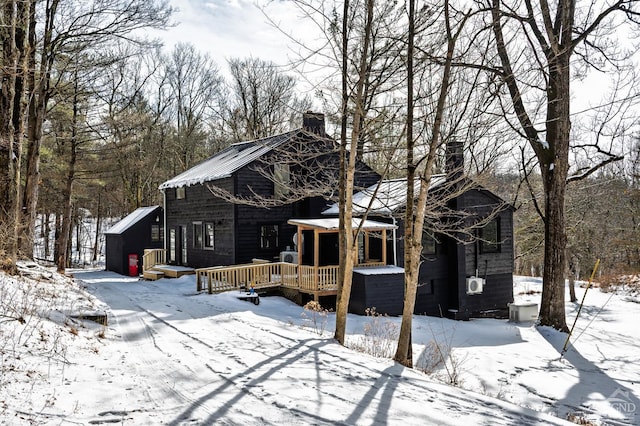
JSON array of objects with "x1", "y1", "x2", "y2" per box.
[{"x1": 128, "y1": 254, "x2": 139, "y2": 276}]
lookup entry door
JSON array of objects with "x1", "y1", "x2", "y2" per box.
[
  {"x1": 169, "y1": 229, "x2": 176, "y2": 263},
  {"x1": 180, "y1": 225, "x2": 188, "y2": 265}
]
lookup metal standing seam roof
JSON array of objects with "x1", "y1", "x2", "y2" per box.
[
  {"x1": 104, "y1": 206, "x2": 161, "y2": 235},
  {"x1": 322, "y1": 175, "x2": 447, "y2": 216},
  {"x1": 158, "y1": 130, "x2": 298, "y2": 190}
]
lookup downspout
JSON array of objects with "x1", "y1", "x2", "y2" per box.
[
  {"x1": 392, "y1": 215, "x2": 398, "y2": 266},
  {"x1": 162, "y1": 188, "x2": 167, "y2": 253}
]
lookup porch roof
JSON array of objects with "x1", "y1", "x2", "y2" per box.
[{"x1": 287, "y1": 217, "x2": 396, "y2": 232}]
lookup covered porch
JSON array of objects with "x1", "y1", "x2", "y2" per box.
[{"x1": 195, "y1": 217, "x2": 397, "y2": 301}]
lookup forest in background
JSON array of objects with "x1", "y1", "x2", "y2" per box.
[{"x1": 1, "y1": 0, "x2": 639, "y2": 322}]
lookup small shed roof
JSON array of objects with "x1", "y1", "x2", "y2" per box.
[
  {"x1": 105, "y1": 206, "x2": 161, "y2": 235},
  {"x1": 322, "y1": 175, "x2": 447, "y2": 216},
  {"x1": 159, "y1": 130, "x2": 297, "y2": 190},
  {"x1": 287, "y1": 217, "x2": 397, "y2": 232}
]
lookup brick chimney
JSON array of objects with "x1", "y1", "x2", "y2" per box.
[
  {"x1": 445, "y1": 140, "x2": 464, "y2": 181},
  {"x1": 302, "y1": 111, "x2": 325, "y2": 136}
]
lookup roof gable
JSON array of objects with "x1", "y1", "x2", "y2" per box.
[
  {"x1": 159, "y1": 130, "x2": 298, "y2": 190},
  {"x1": 105, "y1": 206, "x2": 161, "y2": 235}
]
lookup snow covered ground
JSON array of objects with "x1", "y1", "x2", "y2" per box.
[{"x1": 1, "y1": 265, "x2": 638, "y2": 425}]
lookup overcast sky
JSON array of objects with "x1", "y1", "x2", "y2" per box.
[{"x1": 157, "y1": 0, "x2": 310, "y2": 72}]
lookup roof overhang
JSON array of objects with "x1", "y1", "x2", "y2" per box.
[{"x1": 287, "y1": 218, "x2": 396, "y2": 232}]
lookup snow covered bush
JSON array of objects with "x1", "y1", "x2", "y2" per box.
[
  {"x1": 348, "y1": 307, "x2": 399, "y2": 358},
  {"x1": 415, "y1": 322, "x2": 466, "y2": 386},
  {"x1": 301, "y1": 300, "x2": 329, "y2": 335}
]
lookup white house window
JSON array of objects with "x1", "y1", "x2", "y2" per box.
[
  {"x1": 151, "y1": 224, "x2": 163, "y2": 242},
  {"x1": 260, "y1": 224, "x2": 278, "y2": 249},
  {"x1": 193, "y1": 222, "x2": 203, "y2": 248},
  {"x1": 176, "y1": 187, "x2": 186, "y2": 200},
  {"x1": 422, "y1": 233, "x2": 437, "y2": 256},
  {"x1": 479, "y1": 218, "x2": 500, "y2": 253},
  {"x1": 204, "y1": 222, "x2": 215, "y2": 249},
  {"x1": 274, "y1": 163, "x2": 291, "y2": 199},
  {"x1": 169, "y1": 229, "x2": 176, "y2": 262}
]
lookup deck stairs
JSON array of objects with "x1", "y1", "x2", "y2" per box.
[{"x1": 142, "y1": 249, "x2": 195, "y2": 280}]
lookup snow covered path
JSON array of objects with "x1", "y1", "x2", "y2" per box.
[{"x1": 78, "y1": 271, "x2": 571, "y2": 425}]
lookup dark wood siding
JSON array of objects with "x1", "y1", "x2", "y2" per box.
[
  {"x1": 164, "y1": 179, "x2": 235, "y2": 269},
  {"x1": 234, "y1": 166, "x2": 298, "y2": 264},
  {"x1": 105, "y1": 234, "x2": 124, "y2": 274},
  {"x1": 368, "y1": 187, "x2": 514, "y2": 319},
  {"x1": 458, "y1": 188, "x2": 514, "y2": 315},
  {"x1": 105, "y1": 206, "x2": 164, "y2": 276},
  {"x1": 349, "y1": 269, "x2": 405, "y2": 316}
]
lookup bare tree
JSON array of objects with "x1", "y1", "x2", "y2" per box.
[
  {"x1": 91, "y1": 46, "x2": 170, "y2": 211},
  {"x1": 0, "y1": 0, "x2": 33, "y2": 271},
  {"x1": 281, "y1": 0, "x2": 408, "y2": 346},
  {"x1": 394, "y1": 0, "x2": 481, "y2": 367},
  {"x1": 163, "y1": 43, "x2": 222, "y2": 172},
  {"x1": 488, "y1": 0, "x2": 634, "y2": 330},
  {"x1": 214, "y1": 57, "x2": 311, "y2": 142},
  {"x1": 20, "y1": 0, "x2": 172, "y2": 259}
]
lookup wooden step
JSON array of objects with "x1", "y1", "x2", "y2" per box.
[{"x1": 143, "y1": 270, "x2": 165, "y2": 281}]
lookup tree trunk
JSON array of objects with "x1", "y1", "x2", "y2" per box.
[
  {"x1": 334, "y1": 0, "x2": 374, "y2": 345},
  {"x1": 538, "y1": 56, "x2": 570, "y2": 332},
  {"x1": 19, "y1": 0, "x2": 39, "y2": 257},
  {"x1": 43, "y1": 212, "x2": 51, "y2": 259},
  {"x1": 334, "y1": 0, "x2": 350, "y2": 346},
  {"x1": 0, "y1": 0, "x2": 31, "y2": 271},
  {"x1": 394, "y1": 0, "x2": 416, "y2": 368},
  {"x1": 0, "y1": 0, "x2": 18, "y2": 270},
  {"x1": 568, "y1": 257, "x2": 577, "y2": 303},
  {"x1": 56, "y1": 74, "x2": 79, "y2": 273},
  {"x1": 490, "y1": 0, "x2": 572, "y2": 332},
  {"x1": 53, "y1": 212, "x2": 61, "y2": 262},
  {"x1": 395, "y1": 0, "x2": 460, "y2": 366},
  {"x1": 93, "y1": 192, "x2": 102, "y2": 262}
]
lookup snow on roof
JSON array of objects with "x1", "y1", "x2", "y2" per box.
[
  {"x1": 353, "y1": 265, "x2": 405, "y2": 275},
  {"x1": 287, "y1": 217, "x2": 397, "y2": 231},
  {"x1": 322, "y1": 175, "x2": 447, "y2": 216},
  {"x1": 104, "y1": 206, "x2": 160, "y2": 235},
  {"x1": 159, "y1": 130, "x2": 297, "y2": 190}
]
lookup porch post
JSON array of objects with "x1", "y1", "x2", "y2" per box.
[
  {"x1": 382, "y1": 229, "x2": 387, "y2": 264},
  {"x1": 314, "y1": 229, "x2": 320, "y2": 300},
  {"x1": 296, "y1": 226, "x2": 303, "y2": 265}
]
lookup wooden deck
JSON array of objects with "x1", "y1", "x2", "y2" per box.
[
  {"x1": 142, "y1": 249, "x2": 195, "y2": 279},
  {"x1": 142, "y1": 248, "x2": 384, "y2": 301},
  {"x1": 194, "y1": 262, "x2": 339, "y2": 301},
  {"x1": 151, "y1": 264, "x2": 196, "y2": 278}
]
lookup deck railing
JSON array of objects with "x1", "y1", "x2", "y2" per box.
[
  {"x1": 196, "y1": 262, "x2": 340, "y2": 296},
  {"x1": 356, "y1": 261, "x2": 387, "y2": 268},
  {"x1": 143, "y1": 249, "x2": 166, "y2": 272}
]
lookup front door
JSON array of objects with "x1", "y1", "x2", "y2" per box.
[
  {"x1": 180, "y1": 225, "x2": 188, "y2": 265},
  {"x1": 169, "y1": 226, "x2": 188, "y2": 265}
]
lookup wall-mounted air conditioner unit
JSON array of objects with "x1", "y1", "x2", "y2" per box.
[
  {"x1": 466, "y1": 277, "x2": 484, "y2": 295},
  {"x1": 280, "y1": 251, "x2": 299, "y2": 263}
]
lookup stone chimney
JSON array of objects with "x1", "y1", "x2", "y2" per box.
[{"x1": 302, "y1": 111, "x2": 325, "y2": 136}]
